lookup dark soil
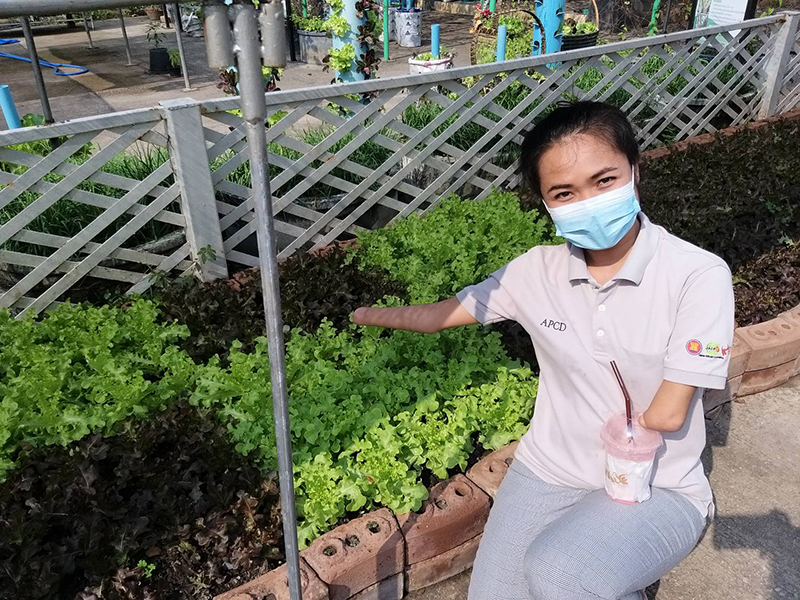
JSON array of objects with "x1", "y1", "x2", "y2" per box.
[
  {"x1": 155, "y1": 246, "x2": 406, "y2": 363},
  {"x1": 0, "y1": 402, "x2": 283, "y2": 600},
  {"x1": 639, "y1": 117, "x2": 800, "y2": 272},
  {"x1": 733, "y1": 242, "x2": 800, "y2": 326}
]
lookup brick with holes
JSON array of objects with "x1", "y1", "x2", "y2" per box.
[
  {"x1": 302, "y1": 508, "x2": 404, "y2": 600},
  {"x1": 213, "y1": 557, "x2": 328, "y2": 600},
  {"x1": 465, "y1": 441, "x2": 518, "y2": 499},
  {"x1": 397, "y1": 474, "x2": 490, "y2": 565},
  {"x1": 736, "y1": 318, "x2": 800, "y2": 372},
  {"x1": 727, "y1": 330, "x2": 752, "y2": 379}
]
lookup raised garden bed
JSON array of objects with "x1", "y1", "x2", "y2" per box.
[{"x1": 1, "y1": 113, "x2": 799, "y2": 599}]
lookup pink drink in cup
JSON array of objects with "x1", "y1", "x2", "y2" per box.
[{"x1": 600, "y1": 414, "x2": 663, "y2": 504}]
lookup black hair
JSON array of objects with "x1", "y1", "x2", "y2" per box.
[{"x1": 518, "y1": 101, "x2": 640, "y2": 196}]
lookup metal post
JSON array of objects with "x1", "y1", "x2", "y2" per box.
[
  {"x1": 759, "y1": 11, "x2": 800, "y2": 118},
  {"x1": 285, "y1": 0, "x2": 297, "y2": 62},
  {"x1": 20, "y1": 16, "x2": 54, "y2": 124},
  {"x1": 118, "y1": 9, "x2": 135, "y2": 66},
  {"x1": 231, "y1": 4, "x2": 302, "y2": 600},
  {"x1": 662, "y1": 0, "x2": 672, "y2": 33},
  {"x1": 171, "y1": 3, "x2": 193, "y2": 90},
  {"x1": 82, "y1": 12, "x2": 96, "y2": 48},
  {"x1": 383, "y1": 0, "x2": 389, "y2": 60},
  {"x1": 496, "y1": 24, "x2": 507, "y2": 61}
]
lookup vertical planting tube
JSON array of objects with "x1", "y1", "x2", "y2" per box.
[
  {"x1": 538, "y1": 0, "x2": 564, "y2": 54},
  {"x1": 489, "y1": 0, "x2": 496, "y2": 13},
  {"x1": 0, "y1": 85, "x2": 21, "y2": 130},
  {"x1": 333, "y1": 0, "x2": 366, "y2": 82},
  {"x1": 431, "y1": 23, "x2": 440, "y2": 58},
  {"x1": 496, "y1": 24, "x2": 507, "y2": 61}
]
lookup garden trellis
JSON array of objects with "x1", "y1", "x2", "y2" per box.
[{"x1": 1, "y1": 3, "x2": 800, "y2": 598}]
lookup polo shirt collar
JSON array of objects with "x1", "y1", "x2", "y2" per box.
[{"x1": 567, "y1": 213, "x2": 658, "y2": 286}]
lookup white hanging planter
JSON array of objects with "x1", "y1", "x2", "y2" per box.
[
  {"x1": 395, "y1": 10, "x2": 422, "y2": 47},
  {"x1": 378, "y1": 8, "x2": 398, "y2": 43},
  {"x1": 408, "y1": 56, "x2": 453, "y2": 74}
]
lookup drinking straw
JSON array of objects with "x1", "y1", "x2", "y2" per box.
[{"x1": 610, "y1": 361, "x2": 634, "y2": 442}]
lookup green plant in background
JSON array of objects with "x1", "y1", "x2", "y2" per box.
[
  {"x1": 327, "y1": 13, "x2": 350, "y2": 36},
  {"x1": 562, "y1": 21, "x2": 597, "y2": 35},
  {"x1": 413, "y1": 46, "x2": 455, "y2": 61},
  {"x1": 291, "y1": 13, "x2": 330, "y2": 32},
  {"x1": 137, "y1": 560, "x2": 156, "y2": 579},
  {"x1": 146, "y1": 22, "x2": 165, "y2": 48},
  {"x1": 326, "y1": 44, "x2": 356, "y2": 73},
  {"x1": 168, "y1": 48, "x2": 181, "y2": 68},
  {"x1": 352, "y1": 189, "x2": 559, "y2": 303},
  {"x1": 759, "y1": 0, "x2": 782, "y2": 17}
]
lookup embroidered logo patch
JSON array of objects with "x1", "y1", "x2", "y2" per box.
[
  {"x1": 686, "y1": 339, "x2": 703, "y2": 355},
  {"x1": 686, "y1": 339, "x2": 727, "y2": 359}
]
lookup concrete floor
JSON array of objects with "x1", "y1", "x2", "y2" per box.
[
  {"x1": 408, "y1": 376, "x2": 800, "y2": 600},
  {"x1": 0, "y1": 13, "x2": 474, "y2": 125}
]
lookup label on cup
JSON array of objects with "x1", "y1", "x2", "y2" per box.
[{"x1": 604, "y1": 453, "x2": 655, "y2": 503}]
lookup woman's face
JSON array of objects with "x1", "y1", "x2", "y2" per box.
[{"x1": 537, "y1": 133, "x2": 635, "y2": 209}]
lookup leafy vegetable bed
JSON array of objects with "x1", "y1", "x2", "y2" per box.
[{"x1": 0, "y1": 190, "x2": 554, "y2": 599}]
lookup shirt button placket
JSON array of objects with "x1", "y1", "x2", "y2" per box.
[{"x1": 594, "y1": 289, "x2": 611, "y2": 357}]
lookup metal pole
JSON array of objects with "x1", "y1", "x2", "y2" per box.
[
  {"x1": 231, "y1": 4, "x2": 302, "y2": 600},
  {"x1": 284, "y1": 0, "x2": 297, "y2": 62},
  {"x1": 0, "y1": 0, "x2": 201, "y2": 17},
  {"x1": 19, "y1": 16, "x2": 54, "y2": 124},
  {"x1": 383, "y1": 0, "x2": 389, "y2": 61},
  {"x1": 171, "y1": 3, "x2": 193, "y2": 90},
  {"x1": 662, "y1": 0, "x2": 672, "y2": 33},
  {"x1": 118, "y1": 9, "x2": 135, "y2": 65},
  {"x1": 82, "y1": 12, "x2": 96, "y2": 48}
]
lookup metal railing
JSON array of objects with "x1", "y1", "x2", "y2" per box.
[{"x1": 1, "y1": 12, "x2": 799, "y2": 316}]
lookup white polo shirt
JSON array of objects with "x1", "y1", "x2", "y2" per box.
[{"x1": 456, "y1": 213, "x2": 735, "y2": 518}]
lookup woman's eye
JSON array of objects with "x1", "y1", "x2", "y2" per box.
[
  {"x1": 598, "y1": 177, "x2": 616, "y2": 186},
  {"x1": 554, "y1": 191, "x2": 573, "y2": 200}
]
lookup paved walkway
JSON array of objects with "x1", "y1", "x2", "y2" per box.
[
  {"x1": 408, "y1": 376, "x2": 800, "y2": 600},
  {"x1": 0, "y1": 13, "x2": 473, "y2": 124}
]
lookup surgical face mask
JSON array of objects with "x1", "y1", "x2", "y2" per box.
[{"x1": 544, "y1": 168, "x2": 640, "y2": 251}]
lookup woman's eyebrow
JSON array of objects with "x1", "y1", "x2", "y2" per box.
[
  {"x1": 546, "y1": 182, "x2": 573, "y2": 193},
  {"x1": 590, "y1": 166, "x2": 619, "y2": 180}
]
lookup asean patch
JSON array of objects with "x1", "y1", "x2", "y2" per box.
[{"x1": 686, "y1": 339, "x2": 703, "y2": 355}]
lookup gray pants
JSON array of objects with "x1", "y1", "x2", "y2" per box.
[{"x1": 468, "y1": 460, "x2": 705, "y2": 599}]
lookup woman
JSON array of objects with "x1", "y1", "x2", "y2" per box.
[{"x1": 353, "y1": 101, "x2": 734, "y2": 599}]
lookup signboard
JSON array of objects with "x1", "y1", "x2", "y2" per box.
[{"x1": 689, "y1": 0, "x2": 757, "y2": 30}]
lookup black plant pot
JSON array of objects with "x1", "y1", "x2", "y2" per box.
[
  {"x1": 561, "y1": 31, "x2": 599, "y2": 51},
  {"x1": 149, "y1": 47, "x2": 170, "y2": 74},
  {"x1": 169, "y1": 65, "x2": 182, "y2": 77}
]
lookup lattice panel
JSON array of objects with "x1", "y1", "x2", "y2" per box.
[
  {"x1": 198, "y1": 16, "x2": 786, "y2": 262},
  {"x1": 777, "y1": 25, "x2": 800, "y2": 112},
  {"x1": 0, "y1": 111, "x2": 189, "y2": 316}
]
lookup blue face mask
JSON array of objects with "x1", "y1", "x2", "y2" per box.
[{"x1": 544, "y1": 169, "x2": 640, "y2": 251}]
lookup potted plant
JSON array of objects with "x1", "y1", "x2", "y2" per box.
[
  {"x1": 147, "y1": 22, "x2": 170, "y2": 74},
  {"x1": 144, "y1": 4, "x2": 162, "y2": 22},
  {"x1": 560, "y1": 2, "x2": 600, "y2": 51},
  {"x1": 168, "y1": 49, "x2": 182, "y2": 77},
  {"x1": 290, "y1": 14, "x2": 332, "y2": 65},
  {"x1": 409, "y1": 46, "x2": 454, "y2": 74}
]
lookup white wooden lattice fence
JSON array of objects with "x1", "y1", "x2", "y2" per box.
[{"x1": 1, "y1": 12, "x2": 799, "y2": 316}]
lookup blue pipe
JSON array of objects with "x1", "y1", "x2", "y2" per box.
[
  {"x1": 431, "y1": 24, "x2": 440, "y2": 58},
  {"x1": 0, "y1": 39, "x2": 89, "y2": 76},
  {"x1": 496, "y1": 25, "x2": 507, "y2": 62},
  {"x1": 0, "y1": 85, "x2": 21, "y2": 129}
]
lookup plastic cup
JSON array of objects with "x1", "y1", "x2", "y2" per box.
[{"x1": 600, "y1": 414, "x2": 663, "y2": 504}]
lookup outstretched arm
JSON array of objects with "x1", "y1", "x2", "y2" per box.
[{"x1": 353, "y1": 297, "x2": 478, "y2": 333}]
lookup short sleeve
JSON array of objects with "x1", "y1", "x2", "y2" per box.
[
  {"x1": 663, "y1": 265, "x2": 735, "y2": 390},
  {"x1": 456, "y1": 264, "x2": 518, "y2": 325}
]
